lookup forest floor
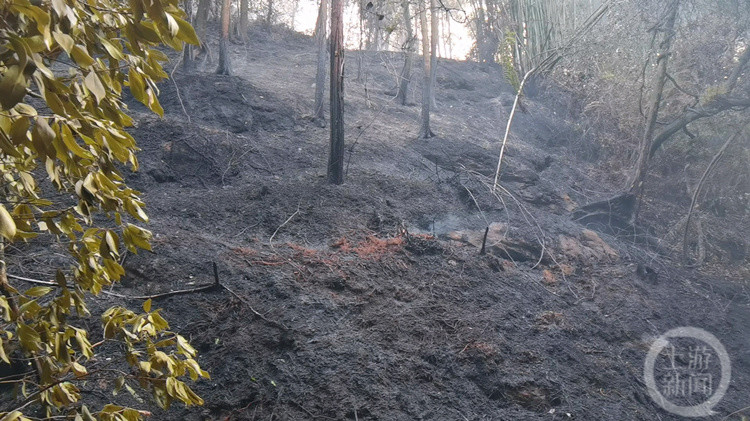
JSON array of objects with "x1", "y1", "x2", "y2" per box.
[{"x1": 10, "y1": 26, "x2": 750, "y2": 420}]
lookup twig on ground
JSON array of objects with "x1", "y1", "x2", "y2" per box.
[
  {"x1": 270, "y1": 205, "x2": 300, "y2": 246},
  {"x1": 101, "y1": 278, "x2": 220, "y2": 300},
  {"x1": 220, "y1": 281, "x2": 289, "y2": 331},
  {"x1": 7, "y1": 273, "x2": 56, "y2": 286},
  {"x1": 170, "y1": 55, "x2": 191, "y2": 123}
]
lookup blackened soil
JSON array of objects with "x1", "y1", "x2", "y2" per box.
[{"x1": 10, "y1": 26, "x2": 750, "y2": 420}]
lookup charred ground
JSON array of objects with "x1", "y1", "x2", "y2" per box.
[{"x1": 10, "y1": 26, "x2": 750, "y2": 420}]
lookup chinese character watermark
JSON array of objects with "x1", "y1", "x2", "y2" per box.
[{"x1": 644, "y1": 327, "x2": 731, "y2": 417}]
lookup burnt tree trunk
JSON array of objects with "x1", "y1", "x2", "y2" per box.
[
  {"x1": 216, "y1": 0, "x2": 232, "y2": 75},
  {"x1": 627, "y1": 0, "x2": 680, "y2": 214},
  {"x1": 429, "y1": 0, "x2": 438, "y2": 108},
  {"x1": 266, "y1": 0, "x2": 273, "y2": 26},
  {"x1": 313, "y1": 0, "x2": 329, "y2": 127},
  {"x1": 573, "y1": 1, "x2": 680, "y2": 228},
  {"x1": 195, "y1": 0, "x2": 210, "y2": 40},
  {"x1": 182, "y1": 0, "x2": 196, "y2": 72},
  {"x1": 239, "y1": 0, "x2": 249, "y2": 42},
  {"x1": 395, "y1": 0, "x2": 414, "y2": 105},
  {"x1": 418, "y1": 0, "x2": 435, "y2": 138},
  {"x1": 327, "y1": 0, "x2": 345, "y2": 184}
]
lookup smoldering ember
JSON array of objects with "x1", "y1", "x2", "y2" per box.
[{"x1": 0, "y1": 0, "x2": 748, "y2": 420}]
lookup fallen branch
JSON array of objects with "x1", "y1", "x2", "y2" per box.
[
  {"x1": 219, "y1": 282, "x2": 289, "y2": 331},
  {"x1": 10, "y1": 262, "x2": 289, "y2": 331},
  {"x1": 270, "y1": 205, "x2": 300, "y2": 245},
  {"x1": 7, "y1": 273, "x2": 56, "y2": 286}
]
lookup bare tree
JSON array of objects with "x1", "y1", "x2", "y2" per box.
[
  {"x1": 313, "y1": 0, "x2": 329, "y2": 127},
  {"x1": 182, "y1": 0, "x2": 197, "y2": 72},
  {"x1": 195, "y1": 0, "x2": 210, "y2": 41},
  {"x1": 216, "y1": 0, "x2": 232, "y2": 75},
  {"x1": 328, "y1": 0, "x2": 345, "y2": 184},
  {"x1": 418, "y1": 0, "x2": 437, "y2": 138},
  {"x1": 239, "y1": 0, "x2": 249, "y2": 42},
  {"x1": 395, "y1": 0, "x2": 415, "y2": 105},
  {"x1": 266, "y1": 0, "x2": 274, "y2": 26},
  {"x1": 628, "y1": 0, "x2": 680, "y2": 210}
]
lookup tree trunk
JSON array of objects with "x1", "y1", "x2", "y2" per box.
[
  {"x1": 182, "y1": 0, "x2": 196, "y2": 72},
  {"x1": 475, "y1": 0, "x2": 489, "y2": 63},
  {"x1": 216, "y1": 0, "x2": 232, "y2": 75},
  {"x1": 239, "y1": 0, "x2": 249, "y2": 42},
  {"x1": 328, "y1": 0, "x2": 345, "y2": 184},
  {"x1": 429, "y1": 0, "x2": 438, "y2": 108},
  {"x1": 575, "y1": 1, "x2": 680, "y2": 227},
  {"x1": 313, "y1": 0, "x2": 329, "y2": 127},
  {"x1": 418, "y1": 0, "x2": 435, "y2": 138},
  {"x1": 628, "y1": 0, "x2": 680, "y2": 209},
  {"x1": 266, "y1": 0, "x2": 273, "y2": 27},
  {"x1": 395, "y1": 0, "x2": 414, "y2": 105},
  {"x1": 195, "y1": 0, "x2": 210, "y2": 41}
]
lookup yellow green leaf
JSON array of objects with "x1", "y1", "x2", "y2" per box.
[
  {"x1": 17, "y1": 323, "x2": 41, "y2": 351},
  {"x1": 24, "y1": 286, "x2": 53, "y2": 297},
  {"x1": 174, "y1": 15, "x2": 200, "y2": 45},
  {"x1": 84, "y1": 71, "x2": 105, "y2": 103},
  {"x1": 53, "y1": 31, "x2": 74, "y2": 53},
  {"x1": 127, "y1": 68, "x2": 146, "y2": 103},
  {"x1": 0, "y1": 204, "x2": 17, "y2": 241},
  {"x1": 70, "y1": 45, "x2": 94, "y2": 68},
  {"x1": 0, "y1": 65, "x2": 28, "y2": 110}
]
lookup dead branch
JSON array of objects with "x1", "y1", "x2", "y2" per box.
[
  {"x1": 219, "y1": 282, "x2": 289, "y2": 331},
  {"x1": 650, "y1": 95, "x2": 750, "y2": 157},
  {"x1": 682, "y1": 126, "x2": 745, "y2": 266},
  {"x1": 492, "y1": 68, "x2": 534, "y2": 193},
  {"x1": 270, "y1": 205, "x2": 300, "y2": 245}
]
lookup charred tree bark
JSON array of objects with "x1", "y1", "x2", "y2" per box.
[
  {"x1": 182, "y1": 0, "x2": 196, "y2": 72},
  {"x1": 328, "y1": 0, "x2": 345, "y2": 184},
  {"x1": 648, "y1": 45, "x2": 750, "y2": 157},
  {"x1": 628, "y1": 0, "x2": 680, "y2": 204},
  {"x1": 266, "y1": 0, "x2": 274, "y2": 27},
  {"x1": 395, "y1": 0, "x2": 414, "y2": 105},
  {"x1": 429, "y1": 0, "x2": 438, "y2": 108},
  {"x1": 239, "y1": 0, "x2": 249, "y2": 42},
  {"x1": 575, "y1": 1, "x2": 679, "y2": 227},
  {"x1": 682, "y1": 127, "x2": 744, "y2": 267},
  {"x1": 418, "y1": 0, "x2": 435, "y2": 139},
  {"x1": 195, "y1": 0, "x2": 210, "y2": 41},
  {"x1": 216, "y1": 0, "x2": 232, "y2": 75},
  {"x1": 313, "y1": 0, "x2": 329, "y2": 127}
]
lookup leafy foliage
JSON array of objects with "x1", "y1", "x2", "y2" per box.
[{"x1": 0, "y1": 0, "x2": 205, "y2": 419}]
